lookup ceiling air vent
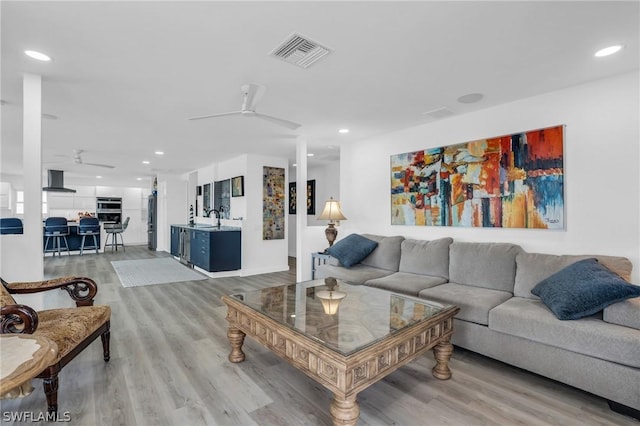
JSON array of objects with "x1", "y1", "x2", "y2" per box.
[
  {"x1": 423, "y1": 106, "x2": 455, "y2": 120},
  {"x1": 270, "y1": 33, "x2": 332, "y2": 69}
]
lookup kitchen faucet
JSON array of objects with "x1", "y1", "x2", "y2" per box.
[{"x1": 212, "y1": 207, "x2": 223, "y2": 229}]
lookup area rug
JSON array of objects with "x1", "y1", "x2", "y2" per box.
[{"x1": 111, "y1": 258, "x2": 207, "y2": 288}]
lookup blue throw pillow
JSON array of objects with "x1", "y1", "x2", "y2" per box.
[
  {"x1": 327, "y1": 234, "x2": 378, "y2": 268},
  {"x1": 531, "y1": 258, "x2": 640, "y2": 320}
]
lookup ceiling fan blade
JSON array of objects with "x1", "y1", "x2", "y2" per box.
[
  {"x1": 253, "y1": 112, "x2": 301, "y2": 130},
  {"x1": 243, "y1": 83, "x2": 266, "y2": 111},
  {"x1": 187, "y1": 111, "x2": 242, "y2": 121},
  {"x1": 82, "y1": 162, "x2": 115, "y2": 169}
]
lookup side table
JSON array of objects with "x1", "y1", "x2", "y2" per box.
[
  {"x1": 311, "y1": 252, "x2": 332, "y2": 279},
  {"x1": 1, "y1": 334, "x2": 58, "y2": 398}
]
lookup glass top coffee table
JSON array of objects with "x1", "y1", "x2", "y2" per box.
[{"x1": 221, "y1": 278, "x2": 460, "y2": 426}]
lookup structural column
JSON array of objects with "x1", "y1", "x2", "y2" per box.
[
  {"x1": 295, "y1": 136, "x2": 308, "y2": 283},
  {"x1": 23, "y1": 74, "x2": 45, "y2": 279}
]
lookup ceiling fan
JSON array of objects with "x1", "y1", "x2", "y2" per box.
[
  {"x1": 49, "y1": 149, "x2": 115, "y2": 169},
  {"x1": 188, "y1": 83, "x2": 301, "y2": 130}
]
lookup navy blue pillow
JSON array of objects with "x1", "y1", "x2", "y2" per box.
[
  {"x1": 327, "y1": 234, "x2": 378, "y2": 268},
  {"x1": 531, "y1": 258, "x2": 640, "y2": 320}
]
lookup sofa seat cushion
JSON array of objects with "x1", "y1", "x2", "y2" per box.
[
  {"x1": 315, "y1": 263, "x2": 393, "y2": 285},
  {"x1": 514, "y1": 251, "x2": 633, "y2": 299},
  {"x1": 365, "y1": 272, "x2": 447, "y2": 297},
  {"x1": 398, "y1": 238, "x2": 452, "y2": 279},
  {"x1": 35, "y1": 305, "x2": 111, "y2": 363},
  {"x1": 604, "y1": 297, "x2": 640, "y2": 330},
  {"x1": 418, "y1": 283, "x2": 512, "y2": 325},
  {"x1": 359, "y1": 234, "x2": 405, "y2": 272},
  {"x1": 448, "y1": 242, "x2": 522, "y2": 292},
  {"x1": 489, "y1": 297, "x2": 640, "y2": 369}
]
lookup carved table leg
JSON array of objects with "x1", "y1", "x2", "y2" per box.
[
  {"x1": 330, "y1": 394, "x2": 360, "y2": 426},
  {"x1": 432, "y1": 337, "x2": 453, "y2": 380},
  {"x1": 227, "y1": 326, "x2": 246, "y2": 363}
]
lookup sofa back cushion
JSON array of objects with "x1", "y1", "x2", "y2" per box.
[
  {"x1": 360, "y1": 234, "x2": 405, "y2": 272},
  {"x1": 449, "y1": 242, "x2": 522, "y2": 292},
  {"x1": 399, "y1": 238, "x2": 453, "y2": 278},
  {"x1": 326, "y1": 234, "x2": 378, "y2": 268},
  {"x1": 514, "y1": 252, "x2": 633, "y2": 299}
]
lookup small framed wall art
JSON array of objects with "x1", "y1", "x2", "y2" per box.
[
  {"x1": 289, "y1": 180, "x2": 316, "y2": 215},
  {"x1": 232, "y1": 176, "x2": 244, "y2": 197}
]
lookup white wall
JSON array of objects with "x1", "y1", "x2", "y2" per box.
[
  {"x1": 241, "y1": 153, "x2": 289, "y2": 276},
  {"x1": 157, "y1": 174, "x2": 188, "y2": 252},
  {"x1": 194, "y1": 154, "x2": 248, "y2": 224},
  {"x1": 288, "y1": 161, "x2": 341, "y2": 257},
  {"x1": 340, "y1": 71, "x2": 640, "y2": 282}
]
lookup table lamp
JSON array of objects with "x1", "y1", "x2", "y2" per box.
[{"x1": 317, "y1": 197, "x2": 347, "y2": 250}]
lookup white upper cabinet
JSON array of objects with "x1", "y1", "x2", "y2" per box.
[{"x1": 96, "y1": 186, "x2": 124, "y2": 197}]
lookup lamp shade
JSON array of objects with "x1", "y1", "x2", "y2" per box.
[
  {"x1": 316, "y1": 290, "x2": 347, "y2": 315},
  {"x1": 317, "y1": 197, "x2": 347, "y2": 222}
]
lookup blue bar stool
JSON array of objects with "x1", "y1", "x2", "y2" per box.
[
  {"x1": 0, "y1": 218, "x2": 23, "y2": 234},
  {"x1": 78, "y1": 217, "x2": 100, "y2": 255},
  {"x1": 44, "y1": 217, "x2": 70, "y2": 256}
]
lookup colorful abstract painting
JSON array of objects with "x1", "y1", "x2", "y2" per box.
[
  {"x1": 390, "y1": 125, "x2": 564, "y2": 229},
  {"x1": 263, "y1": 166, "x2": 285, "y2": 239}
]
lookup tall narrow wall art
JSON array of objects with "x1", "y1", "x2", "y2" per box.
[
  {"x1": 390, "y1": 125, "x2": 564, "y2": 229},
  {"x1": 263, "y1": 166, "x2": 285, "y2": 239}
]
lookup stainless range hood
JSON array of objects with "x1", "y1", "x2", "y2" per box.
[{"x1": 43, "y1": 170, "x2": 76, "y2": 193}]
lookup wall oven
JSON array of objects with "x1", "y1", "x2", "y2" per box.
[{"x1": 96, "y1": 197, "x2": 122, "y2": 223}]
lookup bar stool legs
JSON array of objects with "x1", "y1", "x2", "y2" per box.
[
  {"x1": 44, "y1": 234, "x2": 70, "y2": 256},
  {"x1": 104, "y1": 232, "x2": 125, "y2": 252},
  {"x1": 79, "y1": 234, "x2": 99, "y2": 255}
]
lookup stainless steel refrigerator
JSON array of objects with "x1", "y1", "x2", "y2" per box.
[{"x1": 147, "y1": 194, "x2": 157, "y2": 250}]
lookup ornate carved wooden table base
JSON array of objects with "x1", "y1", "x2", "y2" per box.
[{"x1": 222, "y1": 291, "x2": 459, "y2": 426}]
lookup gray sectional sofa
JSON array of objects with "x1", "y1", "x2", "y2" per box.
[{"x1": 315, "y1": 234, "x2": 640, "y2": 416}]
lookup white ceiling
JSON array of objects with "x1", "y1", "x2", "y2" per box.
[{"x1": 1, "y1": 1, "x2": 638, "y2": 187}]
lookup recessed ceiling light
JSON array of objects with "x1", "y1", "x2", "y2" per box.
[
  {"x1": 292, "y1": 163, "x2": 297, "y2": 167},
  {"x1": 136, "y1": 177, "x2": 142, "y2": 181},
  {"x1": 457, "y1": 93, "x2": 484, "y2": 104},
  {"x1": 594, "y1": 45, "x2": 624, "y2": 57},
  {"x1": 338, "y1": 129, "x2": 349, "y2": 134},
  {"x1": 24, "y1": 50, "x2": 51, "y2": 61},
  {"x1": 142, "y1": 160, "x2": 150, "y2": 165},
  {"x1": 96, "y1": 176, "x2": 102, "y2": 179},
  {"x1": 154, "y1": 151, "x2": 164, "y2": 155},
  {"x1": 307, "y1": 153, "x2": 314, "y2": 157}
]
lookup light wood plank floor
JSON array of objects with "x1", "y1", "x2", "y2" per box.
[{"x1": 2, "y1": 246, "x2": 636, "y2": 425}]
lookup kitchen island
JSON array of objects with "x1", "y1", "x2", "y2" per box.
[
  {"x1": 170, "y1": 224, "x2": 241, "y2": 272},
  {"x1": 42, "y1": 221, "x2": 101, "y2": 254}
]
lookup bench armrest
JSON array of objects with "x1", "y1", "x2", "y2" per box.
[
  {"x1": 0, "y1": 304, "x2": 39, "y2": 333},
  {"x1": 2, "y1": 276, "x2": 97, "y2": 307}
]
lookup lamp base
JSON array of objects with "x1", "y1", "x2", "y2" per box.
[{"x1": 325, "y1": 223, "x2": 338, "y2": 249}]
